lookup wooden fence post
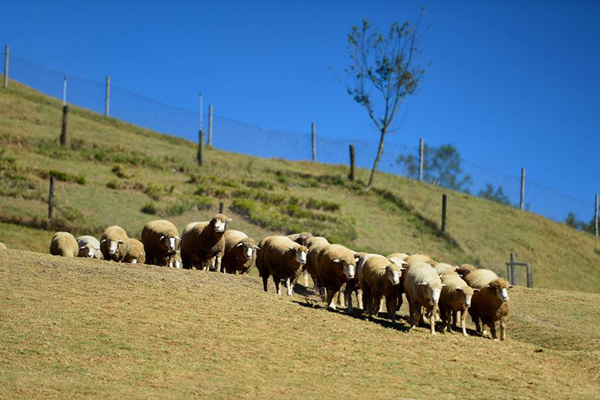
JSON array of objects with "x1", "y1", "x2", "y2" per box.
[
  {"x1": 60, "y1": 105, "x2": 69, "y2": 146},
  {"x1": 311, "y1": 122, "x2": 316, "y2": 162},
  {"x1": 418, "y1": 138, "x2": 424, "y2": 182},
  {"x1": 3, "y1": 45, "x2": 8, "y2": 88},
  {"x1": 105, "y1": 76, "x2": 111, "y2": 116},
  {"x1": 595, "y1": 194, "x2": 598, "y2": 237},
  {"x1": 48, "y1": 176, "x2": 55, "y2": 219},
  {"x1": 441, "y1": 194, "x2": 447, "y2": 232},
  {"x1": 197, "y1": 130, "x2": 205, "y2": 165},
  {"x1": 208, "y1": 104, "x2": 213, "y2": 147},
  {"x1": 219, "y1": 202, "x2": 224, "y2": 214},
  {"x1": 520, "y1": 168, "x2": 525, "y2": 210},
  {"x1": 348, "y1": 144, "x2": 355, "y2": 181}
]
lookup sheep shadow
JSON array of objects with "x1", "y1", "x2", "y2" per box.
[{"x1": 292, "y1": 298, "x2": 411, "y2": 332}]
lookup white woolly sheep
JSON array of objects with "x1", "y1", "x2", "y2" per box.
[
  {"x1": 405, "y1": 252, "x2": 434, "y2": 266},
  {"x1": 50, "y1": 232, "x2": 79, "y2": 257},
  {"x1": 456, "y1": 263, "x2": 477, "y2": 279},
  {"x1": 434, "y1": 262, "x2": 458, "y2": 276},
  {"x1": 314, "y1": 244, "x2": 357, "y2": 312},
  {"x1": 469, "y1": 278, "x2": 512, "y2": 341},
  {"x1": 256, "y1": 235, "x2": 307, "y2": 296},
  {"x1": 464, "y1": 269, "x2": 499, "y2": 289},
  {"x1": 141, "y1": 219, "x2": 180, "y2": 266},
  {"x1": 439, "y1": 272, "x2": 477, "y2": 336},
  {"x1": 0, "y1": 242, "x2": 7, "y2": 250},
  {"x1": 123, "y1": 238, "x2": 145, "y2": 264},
  {"x1": 222, "y1": 229, "x2": 258, "y2": 274},
  {"x1": 360, "y1": 254, "x2": 405, "y2": 326},
  {"x1": 287, "y1": 232, "x2": 314, "y2": 247},
  {"x1": 100, "y1": 226, "x2": 129, "y2": 262},
  {"x1": 404, "y1": 261, "x2": 444, "y2": 336},
  {"x1": 180, "y1": 213, "x2": 231, "y2": 272},
  {"x1": 304, "y1": 236, "x2": 330, "y2": 291},
  {"x1": 77, "y1": 235, "x2": 102, "y2": 259}
]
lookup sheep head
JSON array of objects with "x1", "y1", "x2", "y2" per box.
[
  {"x1": 211, "y1": 214, "x2": 231, "y2": 233},
  {"x1": 160, "y1": 234, "x2": 180, "y2": 253},
  {"x1": 102, "y1": 237, "x2": 125, "y2": 255},
  {"x1": 487, "y1": 278, "x2": 512, "y2": 302},
  {"x1": 385, "y1": 263, "x2": 403, "y2": 286},
  {"x1": 332, "y1": 257, "x2": 356, "y2": 280},
  {"x1": 419, "y1": 280, "x2": 444, "y2": 305},
  {"x1": 293, "y1": 246, "x2": 308, "y2": 265},
  {"x1": 236, "y1": 238, "x2": 256, "y2": 260},
  {"x1": 455, "y1": 285, "x2": 476, "y2": 308}
]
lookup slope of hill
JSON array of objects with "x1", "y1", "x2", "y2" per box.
[
  {"x1": 0, "y1": 82, "x2": 599, "y2": 292},
  {"x1": 0, "y1": 251, "x2": 599, "y2": 399}
]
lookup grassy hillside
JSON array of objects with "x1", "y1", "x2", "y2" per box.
[
  {"x1": 1, "y1": 250, "x2": 599, "y2": 399},
  {"x1": 0, "y1": 82, "x2": 599, "y2": 292}
]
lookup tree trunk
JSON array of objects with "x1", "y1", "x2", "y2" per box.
[{"x1": 366, "y1": 128, "x2": 387, "y2": 190}]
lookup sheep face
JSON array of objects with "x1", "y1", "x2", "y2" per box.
[
  {"x1": 455, "y1": 286, "x2": 475, "y2": 307},
  {"x1": 161, "y1": 235, "x2": 180, "y2": 252},
  {"x1": 211, "y1": 214, "x2": 231, "y2": 233},
  {"x1": 295, "y1": 248, "x2": 307, "y2": 265},
  {"x1": 488, "y1": 282, "x2": 510, "y2": 302},
  {"x1": 236, "y1": 241, "x2": 255, "y2": 260},
  {"x1": 420, "y1": 281, "x2": 442, "y2": 305},
  {"x1": 103, "y1": 238, "x2": 124, "y2": 255},
  {"x1": 79, "y1": 244, "x2": 97, "y2": 258},
  {"x1": 385, "y1": 265, "x2": 401, "y2": 286},
  {"x1": 333, "y1": 258, "x2": 355, "y2": 280}
]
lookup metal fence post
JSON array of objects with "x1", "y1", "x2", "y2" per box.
[
  {"x1": 197, "y1": 130, "x2": 205, "y2": 165},
  {"x1": 199, "y1": 92, "x2": 203, "y2": 131},
  {"x1": 208, "y1": 104, "x2": 213, "y2": 147},
  {"x1": 509, "y1": 252, "x2": 515, "y2": 285},
  {"x1": 219, "y1": 202, "x2": 224, "y2": 214},
  {"x1": 520, "y1": 168, "x2": 525, "y2": 210},
  {"x1": 3, "y1": 45, "x2": 8, "y2": 88},
  {"x1": 311, "y1": 122, "x2": 316, "y2": 162},
  {"x1": 105, "y1": 76, "x2": 111, "y2": 116},
  {"x1": 419, "y1": 138, "x2": 424, "y2": 182},
  {"x1": 62, "y1": 76, "x2": 67, "y2": 106},
  {"x1": 60, "y1": 105, "x2": 69, "y2": 146}
]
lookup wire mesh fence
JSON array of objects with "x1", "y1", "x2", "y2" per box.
[{"x1": 2, "y1": 50, "x2": 597, "y2": 227}]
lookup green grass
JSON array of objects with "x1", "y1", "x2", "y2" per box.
[
  {"x1": 0, "y1": 251, "x2": 599, "y2": 399},
  {"x1": 0, "y1": 81, "x2": 599, "y2": 293}
]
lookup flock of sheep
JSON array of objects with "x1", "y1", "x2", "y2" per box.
[{"x1": 44, "y1": 213, "x2": 513, "y2": 340}]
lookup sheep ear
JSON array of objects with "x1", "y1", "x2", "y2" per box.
[
  {"x1": 455, "y1": 287, "x2": 463, "y2": 292},
  {"x1": 118, "y1": 240, "x2": 125, "y2": 244},
  {"x1": 508, "y1": 285, "x2": 515, "y2": 289},
  {"x1": 400, "y1": 267, "x2": 406, "y2": 271},
  {"x1": 486, "y1": 284, "x2": 492, "y2": 288},
  {"x1": 175, "y1": 236, "x2": 181, "y2": 240},
  {"x1": 227, "y1": 218, "x2": 232, "y2": 222},
  {"x1": 79, "y1": 246, "x2": 86, "y2": 249},
  {"x1": 419, "y1": 281, "x2": 428, "y2": 286},
  {"x1": 255, "y1": 246, "x2": 261, "y2": 250},
  {"x1": 160, "y1": 235, "x2": 165, "y2": 240},
  {"x1": 101, "y1": 238, "x2": 107, "y2": 243},
  {"x1": 332, "y1": 258, "x2": 340, "y2": 263},
  {"x1": 441, "y1": 283, "x2": 447, "y2": 287},
  {"x1": 473, "y1": 288, "x2": 480, "y2": 292},
  {"x1": 236, "y1": 242, "x2": 244, "y2": 247}
]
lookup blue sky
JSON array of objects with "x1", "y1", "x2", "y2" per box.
[{"x1": 2, "y1": 0, "x2": 599, "y2": 213}]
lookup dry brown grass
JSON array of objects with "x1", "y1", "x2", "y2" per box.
[{"x1": 1, "y1": 250, "x2": 599, "y2": 399}]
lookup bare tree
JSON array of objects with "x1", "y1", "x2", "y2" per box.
[{"x1": 343, "y1": 10, "x2": 426, "y2": 190}]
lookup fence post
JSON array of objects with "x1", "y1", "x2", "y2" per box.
[
  {"x1": 520, "y1": 168, "x2": 525, "y2": 210},
  {"x1": 441, "y1": 194, "x2": 447, "y2": 232},
  {"x1": 526, "y1": 263, "x2": 533, "y2": 288},
  {"x1": 595, "y1": 194, "x2": 598, "y2": 237},
  {"x1": 348, "y1": 144, "x2": 355, "y2": 181},
  {"x1": 62, "y1": 76, "x2": 67, "y2": 106},
  {"x1": 48, "y1": 176, "x2": 55, "y2": 219},
  {"x1": 60, "y1": 105, "x2": 69, "y2": 146},
  {"x1": 418, "y1": 138, "x2": 424, "y2": 182},
  {"x1": 105, "y1": 76, "x2": 110, "y2": 116},
  {"x1": 197, "y1": 130, "x2": 205, "y2": 165},
  {"x1": 311, "y1": 122, "x2": 316, "y2": 162},
  {"x1": 509, "y1": 252, "x2": 515, "y2": 285},
  {"x1": 3, "y1": 45, "x2": 8, "y2": 88},
  {"x1": 219, "y1": 202, "x2": 224, "y2": 214},
  {"x1": 208, "y1": 104, "x2": 213, "y2": 147},
  {"x1": 199, "y1": 92, "x2": 203, "y2": 131}
]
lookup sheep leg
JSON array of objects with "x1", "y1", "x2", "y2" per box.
[
  {"x1": 439, "y1": 306, "x2": 450, "y2": 333},
  {"x1": 408, "y1": 300, "x2": 419, "y2": 331},
  {"x1": 461, "y1": 309, "x2": 468, "y2": 337},
  {"x1": 396, "y1": 293, "x2": 403, "y2": 312},
  {"x1": 262, "y1": 273, "x2": 269, "y2": 293},
  {"x1": 336, "y1": 291, "x2": 346, "y2": 308},
  {"x1": 326, "y1": 289, "x2": 337, "y2": 311},
  {"x1": 386, "y1": 297, "x2": 397, "y2": 327},
  {"x1": 372, "y1": 295, "x2": 382, "y2": 318},
  {"x1": 452, "y1": 310, "x2": 459, "y2": 329},
  {"x1": 429, "y1": 304, "x2": 438, "y2": 336},
  {"x1": 500, "y1": 320, "x2": 507, "y2": 341},
  {"x1": 302, "y1": 270, "x2": 309, "y2": 287},
  {"x1": 286, "y1": 278, "x2": 293, "y2": 296},
  {"x1": 356, "y1": 289, "x2": 363, "y2": 310},
  {"x1": 344, "y1": 285, "x2": 354, "y2": 315},
  {"x1": 215, "y1": 255, "x2": 224, "y2": 273},
  {"x1": 362, "y1": 287, "x2": 372, "y2": 318},
  {"x1": 489, "y1": 322, "x2": 498, "y2": 341},
  {"x1": 273, "y1": 276, "x2": 282, "y2": 296}
]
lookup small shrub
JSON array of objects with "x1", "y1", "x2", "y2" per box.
[
  {"x1": 111, "y1": 165, "x2": 134, "y2": 179},
  {"x1": 145, "y1": 183, "x2": 164, "y2": 200},
  {"x1": 196, "y1": 196, "x2": 213, "y2": 210},
  {"x1": 245, "y1": 179, "x2": 274, "y2": 190},
  {"x1": 220, "y1": 179, "x2": 238, "y2": 188},
  {"x1": 106, "y1": 180, "x2": 118, "y2": 189},
  {"x1": 141, "y1": 202, "x2": 157, "y2": 215},
  {"x1": 41, "y1": 170, "x2": 86, "y2": 185},
  {"x1": 165, "y1": 197, "x2": 194, "y2": 216}
]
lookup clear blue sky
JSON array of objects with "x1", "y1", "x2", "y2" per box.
[{"x1": 2, "y1": 0, "x2": 599, "y2": 209}]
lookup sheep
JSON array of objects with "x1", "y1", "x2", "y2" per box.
[
  {"x1": 180, "y1": 213, "x2": 231, "y2": 272},
  {"x1": 76, "y1": 235, "x2": 103, "y2": 259},
  {"x1": 100, "y1": 225, "x2": 129, "y2": 262},
  {"x1": 434, "y1": 262, "x2": 458, "y2": 276},
  {"x1": 255, "y1": 236, "x2": 307, "y2": 296},
  {"x1": 439, "y1": 272, "x2": 477, "y2": 336},
  {"x1": 404, "y1": 261, "x2": 444, "y2": 336},
  {"x1": 287, "y1": 232, "x2": 314, "y2": 247},
  {"x1": 464, "y1": 269, "x2": 499, "y2": 289},
  {"x1": 468, "y1": 278, "x2": 512, "y2": 341},
  {"x1": 123, "y1": 238, "x2": 146, "y2": 264},
  {"x1": 456, "y1": 263, "x2": 477, "y2": 279},
  {"x1": 49, "y1": 232, "x2": 79, "y2": 257},
  {"x1": 314, "y1": 244, "x2": 357, "y2": 312},
  {"x1": 385, "y1": 253, "x2": 411, "y2": 311},
  {"x1": 141, "y1": 219, "x2": 180, "y2": 266},
  {"x1": 405, "y1": 252, "x2": 434, "y2": 266},
  {"x1": 0, "y1": 242, "x2": 7, "y2": 250},
  {"x1": 359, "y1": 254, "x2": 405, "y2": 326},
  {"x1": 304, "y1": 236, "x2": 330, "y2": 291},
  {"x1": 386, "y1": 252, "x2": 409, "y2": 263},
  {"x1": 222, "y1": 229, "x2": 257, "y2": 274}
]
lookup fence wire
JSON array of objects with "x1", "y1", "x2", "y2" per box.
[{"x1": 3, "y1": 53, "x2": 597, "y2": 226}]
